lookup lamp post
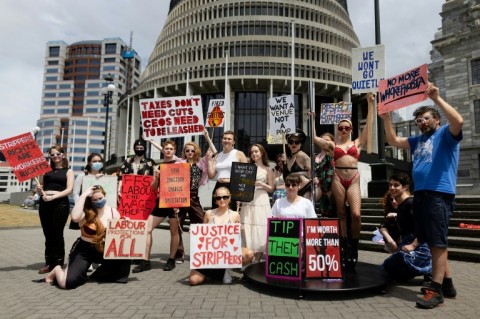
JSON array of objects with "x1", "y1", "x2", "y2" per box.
[{"x1": 102, "y1": 73, "x2": 115, "y2": 162}]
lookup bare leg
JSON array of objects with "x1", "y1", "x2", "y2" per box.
[
  {"x1": 189, "y1": 269, "x2": 206, "y2": 286},
  {"x1": 431, "y1": 247, "x2": 448, "y2": 284},
  {"x1": 45, "y1": 265, "x2": 67, "y2": 288},
  {"x1": 242, "y1": 247, "x2": 254, "y2": 265},
  {"x1": 345, "y1": 174, "x2": 362, "y2": 238},
  {"x1": 146, "y1": 215, "x2": 165, "y2": 260},
  {"x1": 332, "y1": 174, "x2": 347, "y2": 237},
  {"x1": 168, "y1": 217, "x2": 180, "y2": 259}
]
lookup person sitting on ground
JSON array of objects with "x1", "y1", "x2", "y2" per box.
[
  {"x1": 189, "y1": 187, "x2": 254, "y2": 286},
  {"x1": 21, "y1": 190, "x2": 39, "y2": 209}
]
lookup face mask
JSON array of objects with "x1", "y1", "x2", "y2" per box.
[
  {"x1": 91, "y1": 162, "x2": 103, "y2": 171},
  {"x1": 134, "y1": 149, "x2": 146, "y2": 156},
  {"x1": 92, "y1": 198, "x2": 107, "y2": 209}
]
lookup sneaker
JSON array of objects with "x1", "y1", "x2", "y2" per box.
[
  {"x1": 421, "y1": 283, "x2": 457, "y2": 299},
  {"x1": 163, "y1": 258, "x2": 176, "y2": 271},
  {"x1": 223, "y1": 270, "x2": 233, "y2": 284},
  {"x1": 416, "y1": 289, "x2": 444, "y2": 309},
  {"x1": 132, "y1": 260, "x2": 151, "y2": 273},
  {"x1": 175, "y1": 257, "x2": 184, "y2": 264}
]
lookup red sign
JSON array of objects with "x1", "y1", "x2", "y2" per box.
[
  {"x1": 119, "y1": 175, "x2": 157, "y2": 220},
  {"x1": 159, "y1": 163, "x2": 190, "y2": 208},
  {"x1": 304, "y1": 219, "x2": 343, "y2": 279},
  {"x1": 378, "y1": 64, "x2": 428, "y2": 114},
  {"x1": 0, "y1": 132, "x2": 51, "y2": 182}
]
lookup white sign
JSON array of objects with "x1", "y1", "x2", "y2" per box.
[
  {"x1": 205, "y1": 99, "x2": 226, "y2": 127},
  {"x1": 139, "y1": 96, "x2": 205, "y2": 138},
  {"x1": 82, "y1": 175, "x2": 118, "y2": 209},
  {"x1": 268, "y1": 95, "x2": 296, "y2": 136},
  {"x1": 351, "y1": 45, "x2": 386, "y2": 94},
  {"x1": 190, "y1": 224, "x2": 242, "y2": 269},
  {"x1": 104, "y1": 219, "x2": 149, "y2": 260}
]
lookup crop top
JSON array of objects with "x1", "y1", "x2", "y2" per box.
[
  {"x1": 216, "y1": 149, "x2": 238, "y2": 179},
  {"x1": 80, "y1": 208, "x2": 114, "y2": 239},
  {"x1": 43, "y1": 168, "x2": 69, "y2": 191},
  {"x1": 334, "y1": 144, "x2": 359, "y2": 161}
]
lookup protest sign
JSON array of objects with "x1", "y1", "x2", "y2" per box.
[
  {"x1": 158, "y1": 163, "x2": 190, "y2": 208},
  {"x1": 189, "y1": 224, "x2": 242, "y2": 269},
  {"x1": 82, "y1": 175, "x2": 118, "y2": 209},
  {"x1": 319, "y1": 103, "x2": 352, "y2": 124},
  {"x1": 304, "y1": 219, "x2": 342, "y2": 279},
  {"x1": 205, "y1": 99, "x2": 226, "y2": 127},
  {"x1": 104, "y1": 219, "x2": 149, "y2": 260},
  {"x1": 378, "y1": 64, "x2": 428, "y2": 114},
  {"x1": 229, "y1": 162, "x2": 257, "y2": 202},
  {"x1": 268, "y1": 95, "x2": 296, "y2": 136},
  {"x1": 0, "y1": 132, "x2": 51, "y2": 182},
  {"x1": 118, "y1": 175, "x2": 157, "y2": 220},
  {"x1": 139, "y1": 96, "x2": 205, "y2": 138},
  {"x1": 351, "y1": 45, "x2": 386, "y2": 94},
  {"x1": 266, "y1": 218, "x2": 302, "y2": 280}
]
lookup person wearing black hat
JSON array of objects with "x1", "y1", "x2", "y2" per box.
[
  {"x1": 282, "y1": 128, "x2": 312, "y2": 197},
  {"x1": 118, "y1": 139, "x2": 156, "y2": 182}
]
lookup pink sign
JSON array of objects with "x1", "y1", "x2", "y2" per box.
[{"x1": 378, "y1": 64, "x2": 428, "y2": 114}]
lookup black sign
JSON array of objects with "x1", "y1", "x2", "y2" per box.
[{"x1": 229, "y1": 162, "x2": 257, "y2": 202}]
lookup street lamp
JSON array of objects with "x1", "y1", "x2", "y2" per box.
[{"x1": 102, "y1": 73, "x2": 115, "y2": 162}]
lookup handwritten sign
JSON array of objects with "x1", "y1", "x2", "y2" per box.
[
  {"x1": 266, "y1": 218, "x2": 302, "y2": 280},
  {"x1": 118, "y1": 175, "x2": 157, "y2": 219},
  {"x1": 319, "y1": 103, "x2": 352, "y2": 124},
  {"x1": 304, "y1": 219, "x2": 342, "y2": 279},
  {"x1": 378, "y1": 64, "x2": 428, "y2": 114},
  {"x1": 269, "y1": 95, "x2": 296, "y2": 136},
  {"x1": 189, "y1": 224, "x2": 242, "y2": 269},
  {"x1": 229, "y1": 162, "x2": 257, "y2": 202},
  {"x1": 0, "y1": 132, "x2": 51, "y2": 182},
  {"x1": 205, "y1": 99, "x2": 226, "y2": 127},
  {"x1": 159, "y1": 163, "x2": 190, "y2": 208},
  {"x1": 351, "y1": 45, "x2": 386, "y2": 94},
  {"x1": 82, "y1": 175, "x2": 118, "y2": 209},
  {"x1": 104, "y1": 219, "x2": 149, "y2": 260},
  {"x1": 140, "y1": 96, "x2": 205, "y2": 138}
]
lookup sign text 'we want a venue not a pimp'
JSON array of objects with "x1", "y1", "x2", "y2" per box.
[{"x1": 140, "y1": 96, "x2": 205, "y2": 138}]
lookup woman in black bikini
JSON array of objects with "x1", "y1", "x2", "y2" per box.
[
  {"x1": 282, "y1": 129, "x2": 312, "y2": 198},
  {"x1": 331, "y1": 93, "x2": 374, "y2": 271}
]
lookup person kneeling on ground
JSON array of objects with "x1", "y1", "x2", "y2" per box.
[{"x1": 189, "y1": 187, "x2": 253, "y2": 286}]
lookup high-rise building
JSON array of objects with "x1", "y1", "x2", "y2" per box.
[
  {"x1": 121, "y1": 0, "x2": 362, "y2": 159},
  {"x1": 37, "y1": 38, "x2": 141, "y2": 173}
]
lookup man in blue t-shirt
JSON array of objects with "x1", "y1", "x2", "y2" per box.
[{"x1": 380, "y1": 83, "x2": 463, "y2": 309}]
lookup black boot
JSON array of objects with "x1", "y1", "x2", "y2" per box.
[{"x1": 347, "y1": 238, "x2": 359, "y2": 271}]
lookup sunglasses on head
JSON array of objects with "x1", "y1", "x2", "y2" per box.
[
  {"x1": 337, "y1": 126, "x2": 352, "y2": 132},
  {"x1": 285, "y1": 183, "x2": 298, "y2": 188},
  {"x1": 214, "y1": 195, "x2": 230, "y2": 201},
  {"x1": 288, "y1": 140, "x2": 301, "y2": 145},
  {"x1": 49, "y1": 153, "x2": 63, "y2": 157}
]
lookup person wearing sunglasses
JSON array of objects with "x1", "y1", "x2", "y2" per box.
[
  {"x1": 282, "y1": 128, "x2": 312, "y2": 198},
  {"x1": 189, "y1": 187, "x2": 253, "y2": 285},
  {"x1": 271, "y1": 175, "x2": 316, "y2": 219},
  {"x1": 35, "y1": 145, "x2": 74, "y2": 274},
  {"x1": 331, "y1": 93, "x2": 374, "y2": 272},
  {"x1": 241, "y1": 144, "x2": 274, "y2": 262},
  {"x1": 36, "y1": 186, "x2": 130, "y2": 289},
  {"x1": 206, "y1": 130, "x2": 248, "y2": 210},
  {"x1": 380, "y1": 83, "x2": 462, "y2": 309}
]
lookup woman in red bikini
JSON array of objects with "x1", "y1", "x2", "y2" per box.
[{"x1": 331, "y1": 93, "x2": 374, "y2": 271}]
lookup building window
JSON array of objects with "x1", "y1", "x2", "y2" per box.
[
  {"x1": 45, "y1": 84, "x2": 56, "y2": 90},
  {"x1": 43, "y1": 101, "x2": 55, "y2": 106},
  {"x1": 475, "y1": 100, "x2": 480, "y2": 134},
  {"x1": 103, "y1": 66, "x2": 116, "y2": 71},
  {"x1": 59, "y1": 84, "x2": 71, "y2": 89},
  {"x1": 45, "y1": 76, "x2": 57, "y2": 81},
  {"x1": 48, "y1": 60, "x2": 59, "y2": 65},
  {"x1": 105, "y1": 43, "x2": 117, "y2": 54},
  {"x1": 58, "y1": 101, "x2": 70, "y2": 105},
  {"x1": 473, "y1": 59, "x2": 480, "y2": 85},
  {"x1": 104, "y1": 58, "x2": 116, "y2": 63},
  {"x1": 58, "y1": 92, "x2": 70, "y2": 97},
  {"x1": 49, "y1": 46, "x2": 60, "y2": 57},
  {"x1": 44, "y1": 93, "x2": 56, "y2": 98}
]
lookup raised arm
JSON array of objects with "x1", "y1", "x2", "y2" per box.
[
  {"x1": 71, "y1": 185, "x2": 95, "y2": 222},
  {"x1": 145, "y1": 138, "x2": 162, "y2": 152},
  {"x1": 379, "y1": 112, "x2": 410, "y2": 149},
  {"x1": 427, "y1": 83, "x2": 463, "y2": 137},
  {"x1": 357, "y1": 93, "x2": 375, "y2": 148}
]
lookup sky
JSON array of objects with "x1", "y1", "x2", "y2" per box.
[{"x1": 0, "y1": 0, "x2": 444, "y2": 139}]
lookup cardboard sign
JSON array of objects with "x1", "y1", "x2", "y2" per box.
[
  {"x1": 268, "y1": 95, "x2": 296, "y2": 136},
  {"x1": 229, "y1": 162, "x2": 257, "y2": 202},
  {"x1": 304, "y1": 219, "x2": 342, "y2": 279},
  {"x1": 159, "y1": 163, "x2": 190, "y2": 208},
  {"x1": 351, "y1": 45, "x2": 386, "y2": 94},
  {"x1": 189, "y1": 224, "x2": 242, "y2": 269},
  {"x1": 266, "y1": 218, "x2": 302, "y2": 280},
  {"x1": 319, "y1": 103, "x2": 352, "y2": 124},
  {"x1": 140, "y1": 96, "x2": 205, "y2": 138},
  {"x1": 0, "y1": 132, "x2": 51, "y2": 182},
  {"x1": 378, "y1": 64, "x2": 428, "y2": 114},
  {"x1": 104, "y1": 219, "x2": 149, "y2": 260},
  {"x1": 118, "y1": 175, "x2": 157, "y2": 220},
  {"x1": 205, "y1": 99, "x2": 226, "y2": 127},
  {"x1": 82, "y1": 175, "x2": 118, "y2": 209}
]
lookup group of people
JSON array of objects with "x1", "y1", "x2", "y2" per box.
[{"x1": 32, "y1": 83, "x2": 462, "y2": 310}]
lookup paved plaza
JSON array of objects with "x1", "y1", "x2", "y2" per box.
[{"x1": 0, "y1": 225, "x2": 479, "y2": 319}]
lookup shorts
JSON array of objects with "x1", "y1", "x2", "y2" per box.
[
  {"x1": 413, "y1": 190, "x2": 455, "y2": 248},
  {"x1": 150, "y1": 199, "x2": 176, "y2": 218}
]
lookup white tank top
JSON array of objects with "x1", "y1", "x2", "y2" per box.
[{"x1": 216, "y1": 149, "x2": 238, "y2": 179}]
